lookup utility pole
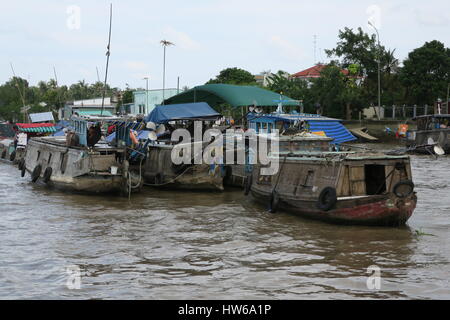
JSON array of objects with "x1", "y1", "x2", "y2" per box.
[
  {"x1": 143, "y1": 77, "x2": 149, "y2": 114},
  {"x1": 368, "y1": 21, "x2": 381, "y2": 120},
  {"x1": 160, "y1": 40, "x2": 174, "y2": 105}
]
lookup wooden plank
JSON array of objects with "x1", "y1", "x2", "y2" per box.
[{"x1": 349, "y1": 166, "x2": 364, "y2": 181}]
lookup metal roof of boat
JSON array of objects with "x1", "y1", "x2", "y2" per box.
[
  {"x1": 411, "y1": 114, "x2": 450, "y2": 120},
  {"x1": 29, "y1": 112, "x2": 54, "y2": 123}
]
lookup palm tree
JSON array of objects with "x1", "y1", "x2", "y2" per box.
[{"x1": 160, "y1": 40, "x2": 175, "y2": 103}]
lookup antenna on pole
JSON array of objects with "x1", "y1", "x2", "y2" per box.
[
  {"x1": 101, "y1": 3, "x2": 113, "y2": 116},
  {"x1": 53, "y1": 66, "x2": 58, "y2": 85},
  {"x1": 96, "y1": 66, "x2": 101, "y2": 83},
  {"x1": 53, "y1": 66, "x2": 63, "y2": 113},
  {"x1": 10, "y1": 62, "x2": 28, "y2": 122}
]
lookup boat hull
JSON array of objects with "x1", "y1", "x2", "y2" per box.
[
  {"x1": 251, "y1": 189, "x2": 417, "y2": 226},
  {"x1": 405, "y1": 128, "x2": 450, "y2": 154},
  {"x1": 28, "y1": 171, "x2": 124, "y2": 193},
  {"x1": 23, "y1": 138, "x2": 129, "y2": 195},
  {"x1": 143, "y1": 144, "x2": 224, "y2": 191}
]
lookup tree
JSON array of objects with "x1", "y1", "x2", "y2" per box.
[
  {"x1": 325, "y1": 27, "x2": 380, "y2": 78},
  {"x1": 326, "y1": 27, "x2": 406, "y2": 108},
  {"x1": 206, "y1": 67, "x2": 257, "y2": 85},
  {"x1": 267, "y1": 70, "x2": 310, "y2": 111},
  {"x1": 309, "y1": 64, "x2": 363, "y2": 119},
  {"x1": 399, "y1": 40, "x2": 450, "y2": 105}
]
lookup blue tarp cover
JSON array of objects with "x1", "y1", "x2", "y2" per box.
[
  {"x1": 145, "y1": 102, "x2": 221, "y2": 123},
  {"x1": 308, "y1": 120, "x2": 356, "y2": 144}
]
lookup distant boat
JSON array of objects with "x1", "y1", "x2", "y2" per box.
[
  {"x1": 404, "y1": 114, "x2": 450, "y2": 154},
  {"x1": 349, "y1": 127, "x2": 378, "y2": 142}
]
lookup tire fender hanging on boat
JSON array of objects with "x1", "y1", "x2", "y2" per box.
[
  {"x1": 244, "y1": 174, "x2": 252, "y2": 196},
  {"x1": 269, "y1": 190, "x2": 280, "y2": 213},
  {"x1": 9, "y1": 150, "x2": 16, "y2": 162},
  {"x1": 393, "y1": 180, "x2": 414, "y2": 198},
  {"x1": 317, "y1": 187, "x2": 337, "y2": 211},
  {"x1": 18, "y1": 158, "x2": 25, "y2": 171},
  {"x1": 31, "y1": 164, "x2": 42, "y2": 183},
  {"x1": 43, "y1": 167, "x2": 52, "y2": 183}
]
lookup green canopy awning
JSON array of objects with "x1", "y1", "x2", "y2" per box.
[{"x1": 163, "y1": 84, "x2": 299, "y2": 108}]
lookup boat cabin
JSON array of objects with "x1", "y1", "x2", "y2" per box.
[
  {"x1": 413, "y1": 114, "x2": 450, "y2": 131},
  {"x1": 247, "y1": 113, "x2": 356, "y2": 145}
]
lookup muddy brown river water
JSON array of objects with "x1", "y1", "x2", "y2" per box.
[{"x1": 0, "y1": 145, "x2": 449, "y2": 299}]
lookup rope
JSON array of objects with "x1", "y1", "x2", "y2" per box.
[{"x1": 143, "y1": 165, "x2": 194, "y2": 187}]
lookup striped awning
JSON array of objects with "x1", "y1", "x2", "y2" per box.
[
  {"x1": 16, "y1": 123, "x2": 56, "y2": 133},
  {"x1": 308, "y1": 120, "x2": 356, "y2": 144}
]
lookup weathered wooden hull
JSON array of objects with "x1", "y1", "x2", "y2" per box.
[
  {"x1": 143, "y1": 144, "x2": 224, "y2": 191},
  {"x1": 223, "y1": 164, "x2": 248, "y2": 189},
  {"x1": 24, "y1": 138, "x2": 129, "y2": 194},
  {"x1": 251, "y1": 189, "x2": 417, "y2": 226},
  {"x1": 249, "y1": 150, "x2": 416, "y2": 226}
]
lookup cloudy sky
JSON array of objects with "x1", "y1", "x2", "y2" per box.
[{"x1": 1, "y1": 0, "x2": 449, "y2": 90}]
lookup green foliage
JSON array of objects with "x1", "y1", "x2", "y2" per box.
[
  {"x1": 399, "y1": 40, "x2": 450, "y2": 105},
  {"x1": 267, "y1": 71, "x2": 309, "y2": 100},
  {"x1": 309, "y1": 64, "x2": 363, "y2": 119},
  {"x1": 325, "y1": 27, "x2": 380, "y2": 77},
  {"x1": 207, "y1": 67, "x2": 257, "y2": 85},
  {"x1": 0, "y1": 77, "x2": 119, "y2": 122}
]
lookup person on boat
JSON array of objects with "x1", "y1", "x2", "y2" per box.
[
  {"x1": 107, "y1": 124, "x2": 116, "y2": 135},
  {"x1": 66, "y1": 129, "x2": 79, "y2": 147},
  {"x1": 87, "y1": 123, "x2": 102, "y2": 147}
]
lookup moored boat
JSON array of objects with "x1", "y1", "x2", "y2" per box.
[
  {"x1": 142, "y1": 102, "x2": 225, "y2": 191},
  {"x1": 404, "y1": 114, "x2": 450, "y2": 154},
  {"x1": 21, "y1": 118, "x2": 141, "y2": 194},
  {"x1": 247, "y1": 132, "x2": 417, "y2": 226}
]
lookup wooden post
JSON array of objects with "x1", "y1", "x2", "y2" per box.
[{"x1": 424, "y1": 104, "x2": 428, "y2": 115}]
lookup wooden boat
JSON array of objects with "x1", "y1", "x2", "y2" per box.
[
  {"x1": 21, "y1": 118, "x2": 142, "y2": 194},
  {"x1": 349, "y1": 127, "x2": 378, "y2": 142},
  {"x1": 247, "y1": 132, "x2": 417, "y2": 226},
  {"x1": 144, "y1": 140, "x2": 224, "y2": 191},
  {"x1": 142, "y1": 103, "x2": 225, "y2": 191},
  {"x1": 224, "y1": 112, "x2": 359, "y2": 189},
  {"x1": 404, "y1": 114, "x2": 450, "y2": 154}
]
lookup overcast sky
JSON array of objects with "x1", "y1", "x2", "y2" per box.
[{"x1": 1, "y1": 0, "x2": 449, "y2": 90}]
